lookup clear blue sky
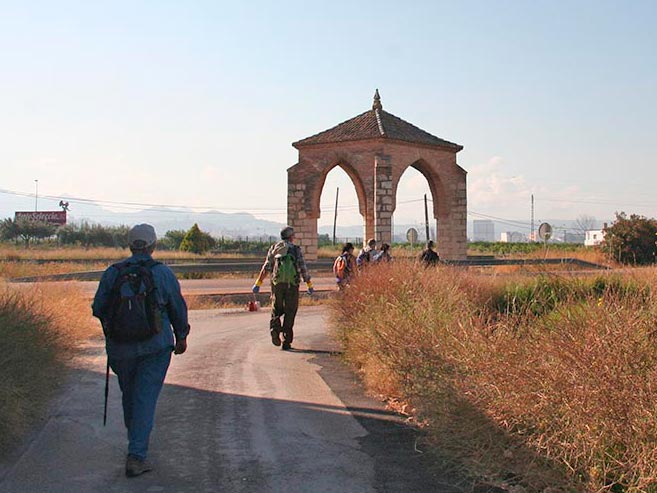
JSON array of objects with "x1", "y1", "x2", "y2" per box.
[{"x1": 1, "y1": 0, "x2": 656, "y2": 229}]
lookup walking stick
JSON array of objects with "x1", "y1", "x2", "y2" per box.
[{"x1": 103, "y1": 357, "x2": 110, "y2": 426}]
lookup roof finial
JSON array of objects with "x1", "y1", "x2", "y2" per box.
[{"x1": 372, "y1": 89, "x2": 382, "y2": 111}]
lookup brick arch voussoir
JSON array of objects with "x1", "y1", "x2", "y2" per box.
[
  {"x1": 392, "y1": 159, "x2": 449, "y2": 219},
  {"x1": 307, "y1": 160, "x2": 368, "y2": 219}
]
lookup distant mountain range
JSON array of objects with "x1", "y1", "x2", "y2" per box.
[{"x1": 0, "y1": 193, "x2": 608, "y2": 243}]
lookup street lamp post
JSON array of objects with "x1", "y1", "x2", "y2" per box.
[{"x1": 34, "y1": 179, "x2": 39, "y2": 211}]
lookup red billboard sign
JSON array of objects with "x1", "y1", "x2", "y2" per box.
[{"x1": 15, "y1": 211, "x2": 67, "y2": 226}]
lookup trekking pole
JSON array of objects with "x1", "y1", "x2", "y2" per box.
[{"x1": 103, "y1": 358, "x2": 110, "y2": 426}]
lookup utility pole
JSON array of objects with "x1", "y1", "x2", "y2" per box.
[
  {"x1": 332, "y1": 187, "x2": 339, "y2": 245},
  {"x1": 530, "y1": 194, "x2": 534, "y2": 242},
  {"x1": 34, "y1": 179, "x2": 39, "y2": 211},
  {"x1": 424, "y1": 194, "x2": 430, "y2": 242}
]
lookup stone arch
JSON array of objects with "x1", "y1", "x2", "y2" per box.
[
  {"x1": 308, "y1": 160, "x2": 368, "y2": 220},
  {"x1": 392, "y1": 159, "x2": 448, "y2": 219},
  {"x1": 391, "y1": 159, "x2": 450, "y2": 246},
  {"x1": 288, "y1": 91, "x2": 467, "y2": 261}
]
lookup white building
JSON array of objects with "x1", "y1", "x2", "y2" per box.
[
  {"x1": 585, "y1": 229, "x2": 605, "y2": 247},
  {"x1": 501, "y1": 231, "x2": 526, "y2": 243},
  {"x1": 473, "y1": 220, "x2": 495, "y2": 242}
]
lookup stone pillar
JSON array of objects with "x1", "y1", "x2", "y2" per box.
[
  {"x1": 436, "y1": 175, "x2": 467, "y2": 261},
  {"x1": 363, "y1": 209, "x2": 375, "y2": 246},
  {"x1": 287, "y1": 181, "x2": 319, "y2": 260},
  {"x1": 374, "y1": 155, "x2": 393, "y2": 245}
]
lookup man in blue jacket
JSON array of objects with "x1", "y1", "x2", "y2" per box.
[{"x1": 92, "y1": 224, "x2": 189, "y2": 477}]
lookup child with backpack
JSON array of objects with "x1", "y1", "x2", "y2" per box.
[
  {"x1": 252, "y1": 226, "x2": 313, "y2": 350},
  {"x1": 333, "y1": 242, "x2": 357, "y2": 289},
  {"x1": 373, "y1": 243, "x2": 393, "y2": 263},
  {"x1": 92, "y1": 224, "x2": 189, "y2": 478},
  {"x1": 356, "y1": 238, "x2": 377, "y2": 269}
]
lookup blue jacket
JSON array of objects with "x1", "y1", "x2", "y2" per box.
[{"x1": 92, "y1": 253, "x2": 189, "y2": 360}]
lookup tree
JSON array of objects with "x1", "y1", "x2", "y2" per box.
[
  {"x1": 57, "y1": 222, "x2": 129, "y2": 248},
  {"x1": 15, "y1": 219, "x2": 57, "y2": 247},
  {"x1": 179, "y1": 224, "x2": 216, "y2": 254},
  {"x1": 575, "y1": 214, "x2": 597, "y2": 234},
  {"x1": 159, "y1": 230, "x2": 187, "y2": 251},
  {"x1": 0, "y1": 218, "x2": 19, "y2": 242},
  {"x1": 601, "y1": 212, "x2": 657, "y2": 265}
]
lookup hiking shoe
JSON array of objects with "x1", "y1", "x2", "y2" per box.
[
  {"x1": 270, "y1": 330, "x2": 281, "y2": 347},
  {"x1": 281, "y1": 342, "x2": 292, "y2": 351},
  {"x1": 125, "y1": 454, "x2": 152, "y2": 478}
]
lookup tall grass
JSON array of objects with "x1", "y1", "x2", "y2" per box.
[
  {"x1": 331, "y1": 263, "x2": 657, "y2": 491},
  {"x1": 0, "y1": 282, "x2": 97, "y2": 453},
  {"x1": 0, "y1": 245, "x2": 261, "y2": 261}
]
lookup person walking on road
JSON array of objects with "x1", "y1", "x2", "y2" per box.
[
  {"x1": 373, "y1": 243, "x2": 393, "y2": 263},
  {"x1": 356, "y1": 238, "x2": 377, "y2": 269},
  {"x1": 92, "y1": 224, "x2": 190, "y2": 478},
  {"x1": 252, "y1": 226, "x2": 314, "y2": 350},
  {"x1": 333, "y1": 242, "x2": 358, "y2": 290},
  {"x1": 418, "y1": 240, "x2": 440, "y2": 267}
]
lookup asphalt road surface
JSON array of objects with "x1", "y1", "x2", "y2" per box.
[
  {"x1": 0, "y1": 307, "x2": 464, "y2": 493},
  {"x1": 69, "y1": 277, "x2": 339, "y2": 298}
]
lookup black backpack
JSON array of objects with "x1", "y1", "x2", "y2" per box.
[{"x1": 104, "y1": 259, "x2": 163, "y2": 343}]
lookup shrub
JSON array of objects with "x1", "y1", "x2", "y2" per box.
[
  {"x1": 158, "y1": 229, "x2": 187, "y2": 251},
  {"x1": 602, "y1": 212, "x2": 657, "y2": 265}
]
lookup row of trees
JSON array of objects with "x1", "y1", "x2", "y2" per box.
[
  {"x1": 2, "y1": 213, "x2": 657, "y2": 263},
  {"x1": 0, "y1": 219, "x2": 268, "y2": 255}
]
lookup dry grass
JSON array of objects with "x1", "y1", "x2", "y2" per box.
[
  {"x1": 331, "y1": 262, "x2": 657, "y2": 492},
  {"x1": 0, "y1": 261, "x2": 108, "y2": 280},
  {"x1": 0, "y1": 246, "x2": 258, "y2": 261},
  {"x1": 0, "y1": 281, "x2": 98, "y2": 453}
]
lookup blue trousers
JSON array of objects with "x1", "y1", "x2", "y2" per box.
[{"x1": 109, "y1": 348, "x2": 172, "y2": 460}]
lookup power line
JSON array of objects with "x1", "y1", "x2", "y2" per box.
[{"x1": 0, "y1": 188, "x2": 287, "y2": 213}]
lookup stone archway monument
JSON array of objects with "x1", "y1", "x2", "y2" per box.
[{"x1": 287, "y1": 90, "x2": 467, "y2": 261}]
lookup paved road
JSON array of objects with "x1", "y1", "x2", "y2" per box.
[
  {"x1": 0, "y1": 307, "x2": 463, "y2": 493},
  {"x1": 65, "y1": 277, "x2": 339, "y2": 298}
]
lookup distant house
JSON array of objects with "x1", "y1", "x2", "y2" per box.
[{"x1": 585, "y1": 229, "x2": 605, "y2": 247}]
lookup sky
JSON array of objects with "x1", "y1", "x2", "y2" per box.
[{"x1": 1, "y1": 0, "x2": 656, "y2": 231}]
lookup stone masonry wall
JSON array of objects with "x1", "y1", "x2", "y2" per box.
[{"x1": 288, "y1": 139, "x2": 467, "y2": 261}]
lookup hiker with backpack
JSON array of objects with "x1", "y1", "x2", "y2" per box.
[
  {"x1": 333, "y1": 242, "x2": 358, "y2": 289},
  {"x1": 418, "y1": 240, "x2": 440, "y2": 267},
  {"x1": 252, "y1": 226, "x2": 313, "y2": 350},
  {"x1": 356, "y1": 238, "x2": 377, "y2": 269},
  {"x1": 92, "y1": 224, "x2": 189, "y2": 478},
  {"x1": 373, "y1": 243, "x2": 393, "y2": 263}
]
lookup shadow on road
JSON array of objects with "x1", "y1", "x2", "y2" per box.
[
  {"x1": 286, "y1": 348, "x2": 343, "y2": 356},
  {"x1": 0, "y1": 362, "x2": 471, "y2": 493}
]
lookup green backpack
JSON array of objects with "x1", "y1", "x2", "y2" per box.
[{"x1": 273, "y1": 251, "x2": 299, "y2": 286}]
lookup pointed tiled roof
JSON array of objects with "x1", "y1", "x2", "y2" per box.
[{"x1": 293, "y1": 91, "x2": 463, "y2": 151}]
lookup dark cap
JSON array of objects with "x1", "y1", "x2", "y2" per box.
[{"x1": 280, "y1": 226, "x2": 295, "y2": 240}]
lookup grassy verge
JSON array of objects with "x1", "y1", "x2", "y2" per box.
[
  {"x1": 0, "y1": 282, "x2": 97, "y2": 454},
  {"x1": 331, "y1": 263, "x2": 657, "y2": 492}
]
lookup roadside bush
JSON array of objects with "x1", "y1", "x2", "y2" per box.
[{"x1": 331, "y1": 263, "x2": 657, "y2": 491}]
